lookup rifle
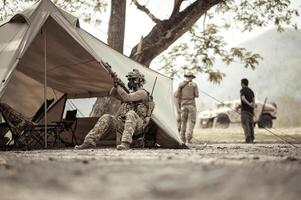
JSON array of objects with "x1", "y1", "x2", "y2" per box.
[
  {"x1": 100, "y1": 61, "x2": 129, "y2": 93},
  {"x1": 150, "y1": 77, "x2": 157, "y2": 97}
]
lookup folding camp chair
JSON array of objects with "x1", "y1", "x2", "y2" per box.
[
  {"x1": 131, "y1": 119, "x2": 157, "y2": 148},
  {"x1": 24, "y1": 124, "x2": 58, "y2": 148},
  {"x1": 0, "y1": 122, "x2": 28, "y2": 150},
  {"x1": 0, "y1": 99, "x2": 55, "y2": 150},
  {"x1": 23, "y1": 109, "x2": 78, "y2": 148},
  {"x1": 16, "y1": 99, "x2": 59, "y2": 149},
  {"x1": 51, "y1": 110, "x2": 78, "y2": 146}
]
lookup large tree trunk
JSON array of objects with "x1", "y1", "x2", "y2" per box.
[
  {"x1": 90, "y1": 0, "x2": 222, "y2": 116},
  {"x1": 90, "y1": 0, "x2": 126, "y2": 117},
  {"x1": 130, "y1": 0, "x2": 222, "y2": 66},
  {"x1": 107, "y1": 0, "x2": 126, "y2": 53}
]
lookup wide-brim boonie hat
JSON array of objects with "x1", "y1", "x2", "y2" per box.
[{"x1": 184, "y1": 72, "x2": 196, "y2": 78}]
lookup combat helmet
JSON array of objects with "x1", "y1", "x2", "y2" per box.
[{"x1": 126, "y1": 69, "x2": 145, "y2": 84}]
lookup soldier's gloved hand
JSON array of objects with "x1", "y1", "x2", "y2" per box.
[{"x1": 113, "y1": 79, "x2": 119, "y2": 88}]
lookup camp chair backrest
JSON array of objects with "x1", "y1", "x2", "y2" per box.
[
  {"x1": 31, "y1": 99, "x2": 54, "y2": 123},
  {"x1": 65, "y1": 110, "x2": 77, "y2": 121},
  {"x1": 63, "y1": 110, "x2": 77, "y2": 129}
]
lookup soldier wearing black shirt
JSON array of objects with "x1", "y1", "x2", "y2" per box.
[{"x1": 240, "y1": 78, "x2": 255, "y2": 143}]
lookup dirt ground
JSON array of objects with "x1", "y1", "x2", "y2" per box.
[{"x1": 1, "y1": 128, "x2": 301, "y2": 200}]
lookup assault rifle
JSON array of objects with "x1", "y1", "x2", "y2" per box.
[{"x1": 100, "y1": 61, "x2": 129, "y2": 93}]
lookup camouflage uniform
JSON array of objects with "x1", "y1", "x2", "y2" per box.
[
  {"x1": 175, "y1": 73, "x2": 199, "y2": 143},
  {"x1": 0, "y1": 103, "x2": 33, "y2": 135},
  {"x1": 80, "y1": 83, "x2": 153, "y2": 149},
  {"x1": 174, "y1": 91, "x2": 181, "y2": 132}
]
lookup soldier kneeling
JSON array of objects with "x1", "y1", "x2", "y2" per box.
[{"x1": 75, "y1": 69, "x2": 154, "y2": 150}]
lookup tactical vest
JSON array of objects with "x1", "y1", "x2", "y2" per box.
[
  {"x1": 115, "y1": 91, "x2": 155, "y2": 124},
  {"x1": 181, "y1": 82, "x2": 196, "y2": 100}
]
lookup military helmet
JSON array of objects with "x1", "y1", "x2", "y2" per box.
[
  {"x1": 184, "y1": 72, "x2": 196, "y2": 78},
  {"x1": 126, "y1": 69, "x2": 145, "y2": 84}
]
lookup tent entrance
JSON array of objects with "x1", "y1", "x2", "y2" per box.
[
  {"x1": 16, "y1": 17, "x2": 111, "y2": 96},
  {"x1": 0, "y1": 17, "x2": 113, "y2": 147}
]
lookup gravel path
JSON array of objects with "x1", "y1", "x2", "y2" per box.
[{"x1": 1, "y1": 143, "x2": 301, "y2": 200}]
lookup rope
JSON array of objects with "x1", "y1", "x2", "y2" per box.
[
  {"x1": 196, "y1": 88, "x2": 300, "y2": 148},
  {"x1": 269, "y1": 127, "x2": 301, "y2": 143}
]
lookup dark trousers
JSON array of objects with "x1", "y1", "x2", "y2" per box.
[{"x1": 241, "y1": 111, "x2": 254, "y2": 143}]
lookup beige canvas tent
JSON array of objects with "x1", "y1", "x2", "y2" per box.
[{"x1": 0, "y1": 0, "x2": 184, "y2": 148}]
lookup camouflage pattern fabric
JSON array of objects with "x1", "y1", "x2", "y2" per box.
[
  {"x1": 135, "y1": 102, "x2": 149, "y2": 120},
  {"x1": 174, "y1": 91, "x2": 182, "y2": 132},
  {"x1": 176, "y1": 81, "x2": 198, "y2": 143},
  {"x1": 83, "y1": 101, "x2": 148, "y2": 146},
  {"x1": 0, "y1": 103, "x2": 33, "y2": 135},
  {"x1": 121, "y1": 110, "x2": 144, "y2": 144},
  {"x1": 81, "y1": 83, "x2": 154, "y2": 148},
  {"x1": 115, "y1": 102, "x2": 135, "y2": 120},
  {"x1": 180, "y1": 104, "x2": 196, "y2": 143},
  {"x1": 84, "y1": 114, "x2": 123, "y2": 146},
  {"x1": 176, "y1": 111, "x2": 181, "y2": 132}
]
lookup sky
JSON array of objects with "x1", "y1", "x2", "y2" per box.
[
  {"x1": 1, "y1": 0, "x2": 301, "y2": 116},
  {"x1": 82, "y1": 0, "x2": 301, "y2": 70},
  {"x1": 2, "y1": 0, "x2": 300, "y2": 64},
  {"x1": 79, "y1": 0, "x2": 301, "y2": 115},
  {"x1": 7, "y1": 0, "x2": 298, "y2": 66}
]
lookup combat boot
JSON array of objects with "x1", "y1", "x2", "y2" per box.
[
  {"x1": 186, "y1": 140, "x2": 192, "y2": 145},
  {"x1": 116, "y1": 142, "x2": 130, "y2": 150},
  {"x1": 74, "y1": 142, "x2": 96, "y2": 150}
]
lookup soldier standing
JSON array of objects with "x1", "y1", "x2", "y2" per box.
[
  {"x1": 175, "y1": 72, "x2": 199, "y2": 144},
  {"x1": 174, "y1": 91, "x2": 181, "y2": 132},
  {"x1": 240, "y1": 78, "x2": 255, "y2": 143},
  {"x1": 75, "y1": 69, "x2": 154, "y2": 150}
]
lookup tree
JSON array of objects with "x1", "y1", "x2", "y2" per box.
[
  {"x1": 90, "y1": 0, "x2": 126, "y2": 117},
  {"x1": 1, "y1": 0, "x2": 299, "y2": 112},
  {"x1": 129, "y1": 0, "x2": 299, "y2": 83},
  {"x1": 92, "y1": 0, "x2": 299, "y2": 115},
  {"x1": 0, "y1": 0, "x2": 107, "y2": 25},
  {"x1": 2, "y1": 0, "x2": 298, "y2": 82}
]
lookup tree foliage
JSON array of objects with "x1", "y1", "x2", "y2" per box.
[
  {"x1": 157, "y1": 0, "x2": 299, "y2": 83},
  {"x1": 0, "y1": 0, "x2": 107, "y2": 26},
  {"x1": 158, "y1": 24, "x2": 263, "y2": 83},
  {"x1": 0, "y1": 0, "x2": 300, "y2": 84}
]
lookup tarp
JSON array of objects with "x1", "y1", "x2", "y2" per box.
[{"x1": 0, "y1": 0, "x2": 183, "y2": 148}]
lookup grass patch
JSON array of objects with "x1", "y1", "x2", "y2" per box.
[{"x1": 193, "y1": 127, "x2": 301, "y2": 144}]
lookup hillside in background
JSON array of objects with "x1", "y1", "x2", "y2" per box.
[{"x1": 196, "y1": 28, "x2": 301, "y2": 127}]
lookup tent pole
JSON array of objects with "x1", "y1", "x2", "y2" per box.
[{"x1": 44, "y1": 23, "x2": 47, "y2": 149}]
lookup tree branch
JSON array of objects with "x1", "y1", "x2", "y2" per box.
[
  {"x1": 130, "y1": 0, "x2": 223, "y2": 66},
  {"x1": 170, "y1": 0, "x2": 184, "y2": 17},
  {"x1": 131, "y1": 0, "x2": 161, "y2": 23}
]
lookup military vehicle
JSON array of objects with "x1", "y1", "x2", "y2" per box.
[{"x1": 198, "y1": 100, "x2": 277, "y2": 128}]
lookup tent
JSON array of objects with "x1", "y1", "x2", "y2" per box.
[{"x1": 0, "y1": 0, "x2": 183, "y2": 148}]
